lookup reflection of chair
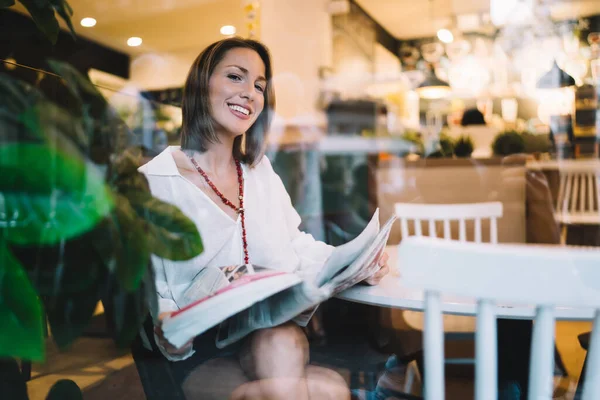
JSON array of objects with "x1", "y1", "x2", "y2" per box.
[
  {"x1": 554, "y1": 162, "x2": 600, "y2": 244},
  {"x1": 394, "y1": 201, "x2": 503, "y2": 391},
  {"x1": 398, "y1": 237, "x2": 600, "y2": 400}
]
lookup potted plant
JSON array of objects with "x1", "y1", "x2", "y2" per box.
[
  {"x1": 522, "y1": 131, "x2": 551, "y2": 157},
  {"x1": 491, "y1": 130, "x2": 525, "y2": 156},
  {"x1": 427, "y1": 132, "x2": 455, "y2": 158},
  {"x1": 453, "y1": 135, "x2": 474, "y2": 158},
  {"x1": 1, "y1": 2, "x2": 204, "y2": 398}
]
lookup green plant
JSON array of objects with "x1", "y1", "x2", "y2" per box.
[
  {"x1": 453, "y1": 135, "x2": 474, "y2": 158},
  {"x1": 401, "y1": 130, "x2": 424, "y2": 155},
  {"x1": 427, "y1": 133, "x2": 454, "y2": 158},
  {"x1": 1, "y1": 0, "x2": 203, "y2": 366},
  {"x1": 0, "y1": 0, "x2": 76, "y2": 44},
  {"x1": 522, "y1": 131, "x2": 551, "y2": 154},
  {"x1": 491, "y1": 130, "x2": 525, "y2": 156}
]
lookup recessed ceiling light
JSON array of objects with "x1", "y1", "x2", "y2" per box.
[
  {"x1": 437, "y1": 29, "x2": 454, "y2": 44},
  {"x1": 220, "y1": 25, "x2": 236, "y2": 35},
  {"x1": 80, "y1": 17, "x2": 96, "y2": 28},
  {"x1": 127, "y1": 37, "x2": 143, "y2": 47}
]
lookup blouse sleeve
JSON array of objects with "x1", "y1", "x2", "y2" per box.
[
  {"x1": 149, "y1": 257, "x2": 195, "y2": 361},
  {"x1": 263, "y1": 157, "x2": 334, "y2": 278}
]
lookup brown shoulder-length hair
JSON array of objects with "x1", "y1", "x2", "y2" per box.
[{"x1": 180, "y1": 37, "x2": 275, "y2": 166}]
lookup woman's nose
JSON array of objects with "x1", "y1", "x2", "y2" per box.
[{"x1": 240, "y1": 82, "x2": 254, "y2": 100}]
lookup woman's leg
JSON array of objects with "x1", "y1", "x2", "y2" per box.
[
  {"x1": 182, "y1": 357, "x2": 249, "y2": 400},
  {"x1": 234, "y1": 323, "x2": 349, "y2": 400},
  {"x1": 239, "y1": 322, "x2": 309, "y2": 381}
]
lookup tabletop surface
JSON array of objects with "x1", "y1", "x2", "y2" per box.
[{"x1": 337, "y1": 245, "x2": 597, "y2": 321}]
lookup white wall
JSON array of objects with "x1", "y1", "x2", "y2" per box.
[
  {"x1": 129, "y1": 48, "x2": 199, "y2": 90},
  {"x1": 260, "y1": 0, "x2": 332, "y2": 125}
]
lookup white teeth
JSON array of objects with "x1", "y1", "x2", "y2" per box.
[{"x1": 229, "y1": 104, "x2": 250, "y2": 115}]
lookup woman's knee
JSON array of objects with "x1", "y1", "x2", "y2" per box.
[
  {"x1": 241, "y1": 323, "x2": 309, "y2": 379},
  {"x1": 252, "y1": 323, "x2": 309, "y2": 362}
]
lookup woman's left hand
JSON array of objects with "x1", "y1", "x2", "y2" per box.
[{"x1": 363, "y1": 252, "x2": 389, "y2": 286}]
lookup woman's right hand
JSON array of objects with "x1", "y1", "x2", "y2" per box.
[{"x1": 154, "y1": 312, "x2": 194, "y2": 356}]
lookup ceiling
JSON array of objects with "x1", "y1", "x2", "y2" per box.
[
  {"x1": 13, "y1": 0, "x2": 245, "y2": 55},
  {"x1": 11, "y1": 0, "x2": 600, "y2": 54},
  {"x1": 355, "y1": 0, "x2": 600, "y2": 39}
]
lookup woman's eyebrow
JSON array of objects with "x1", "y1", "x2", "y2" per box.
[{"x1": 226, "y1": 65, "x2": 266, "y2": 82}]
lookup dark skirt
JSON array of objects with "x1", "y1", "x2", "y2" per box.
[{"x1": 133, "y1": 315, "x2": 246, "y2": 398}]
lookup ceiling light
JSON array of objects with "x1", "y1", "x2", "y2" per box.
[
  {"x1": 437, "y1": 29, "x2": 454, "y2": 44},
  {"x1": 416, "y1": 66, "x2": 451, "y2": 99},
  {"x1": 80, "y1": 17, "x2": 96, "y2": 28},
  {"x1": 220, "y1": 25, "x2": 236, "y2": 36},
  {"x1": 127, "y1": 37, "x2": 143, "y2": 47}
]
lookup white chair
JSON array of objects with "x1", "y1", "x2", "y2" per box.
[
  {"x1": 394, "y1": 202, "x2": 503, "y2": 391},
  {"x1": 554, "y1": 161, "x2": 600, "y2": 244},
  {"x1": 398, "y1": 236, "x2": 600, "y2": 400}
]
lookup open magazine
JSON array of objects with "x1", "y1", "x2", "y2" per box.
[{"x1": 161, "y1": 209, "x2": 397, "y2": 349}]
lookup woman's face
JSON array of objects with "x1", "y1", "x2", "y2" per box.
[{"x1": 208, "y1": 47, "x2": 266, "y2": 138}]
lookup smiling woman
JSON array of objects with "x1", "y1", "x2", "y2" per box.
[
  {"x1": 136, "y1": 37, "x2": 393, "y2": 400},
  {"x1": 179, "y1": 37, "x2": 275, "y2": 166}
]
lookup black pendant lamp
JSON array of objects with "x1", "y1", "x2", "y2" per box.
[
  {"x1": 416, "y1": 64, "x2": 451, "y2": 99},
  {"x1": 536, "y1": 60, "x2": 576, "y2": 88}
]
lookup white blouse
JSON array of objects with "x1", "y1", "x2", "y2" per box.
[{"x1": 139, "y1": 146, "x2": 333, "y2": 359}]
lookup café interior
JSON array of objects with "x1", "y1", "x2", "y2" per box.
[{"x1": 3, "y1": 0, "x2": 600, "y2": 399}]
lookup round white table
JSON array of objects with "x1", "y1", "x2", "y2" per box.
[{"x1": 337, "y1": 246, "x2": 596, "y2": 321}]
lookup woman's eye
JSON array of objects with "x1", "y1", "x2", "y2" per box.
[
  {"x1": 228, "y1": 74, "x2": 242, "y2": 81},
  {"x1": 255, "y1": 85, "x2": 265, "y2": 93}
]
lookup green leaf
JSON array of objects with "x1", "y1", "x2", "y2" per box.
[
  {"x1": 113, "y1": 195, "x2": 150, "y2": 291},
  {"x1": 18, "y1": 0, "x2": 59, "y2": 44},
  {"x1": 105, "y1": 272, "x2": 152, "y2": 348},
  {"x1": 9, "y1": 228, "x2": 111, "y2": 297},
  {"x1": 46, "y1": 60, "x2": 107, "y2": 118},
  {"x1": 108, "y1": 147, "x2": 150, "y2": 194},
  {"x1": 0, "y1": 142, "x2": 113, "y2": 246},
  {"x1": 0, "y1": 0, "x2": 16, "y2": 8},
  {"x1": 0, "y1": 72, "x2": 43, "y2": 116},
  {"x1": 127, "y1": 193, "x2": 203, "y2": 261},
  {"x1": 21, "y1": 102, "x2": 89, "y2": 150},
  {"x1": 48, "y1": 0, "x2": 76, "y2": 40},
  {"x1": 0, "y1": 239, "x2": 44, "y2": 361},
  {"x1": 43, "y1": 268, "x2": 104, "y2": 349}
]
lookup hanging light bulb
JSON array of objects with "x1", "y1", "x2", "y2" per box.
[{"x1": 416, "y1": 64, "x2": 451, "y2": 99}]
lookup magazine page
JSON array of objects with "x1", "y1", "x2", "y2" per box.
[
  {"x1": 314, "y1": 208, "x2": 381, "y2": 287},
  {"x1": 161, "y1": 266, "x2": 302, "y2": 349},
  {"x1": 326, "y1": 214, "x2": 397, "y2": 295},
  {"x1": 215, "y1": 280, "x2": 328, "y2": 348}
]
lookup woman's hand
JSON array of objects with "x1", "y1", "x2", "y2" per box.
[
  {"x1": 363, "y1": 252, "x2": 390, "y2": 286},
  {"x1": 154, "y1": 312, "x2": 194, "y2": 356}
]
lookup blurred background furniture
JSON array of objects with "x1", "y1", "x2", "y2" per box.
[
  {"x1": 393, "y1": 201, "x2": 503, "y2": 389},
  {"x1": 553, "y1": 160, "x2": 600, "y2": 244},
  {"x1": 397, "y1": 236, "x2": 600, "y2": 400}
]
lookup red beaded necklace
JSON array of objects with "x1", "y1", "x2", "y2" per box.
[{"x1": 188, "y1": 156, "x2": 249, "y2": 265}]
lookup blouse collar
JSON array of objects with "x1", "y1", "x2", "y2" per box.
[
  {"x1": 143, "y1": 146, "x2": 181, "y2": 177},
  {"x1": 142, "y1": 146, "x2": 248, "y2": 178}
]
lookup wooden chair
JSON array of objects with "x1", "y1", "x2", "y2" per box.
[
  {"x1": 398, "y1": 236, "x2": 600, "y2": 400},
  {"x1": 394, "y1": 202, "x2": 503, "y2": 390},
  {"x1": 554, "y1": 161, "x2": 600, "y2": 244}
]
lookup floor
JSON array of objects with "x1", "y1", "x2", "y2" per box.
[{"x1": 25, "y1": 320, "x2": 591, "y2": 400}]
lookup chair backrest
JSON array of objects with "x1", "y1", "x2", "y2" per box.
[
  {"x1": 397, "y1": 236, "x2": 600, "y2": 400},
  {"x1": 394, "y1": 202, "x2": 503, "y2": 244},
  {"x1": 555, "y1": 161, "x2": 600, "y2": 218}
]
